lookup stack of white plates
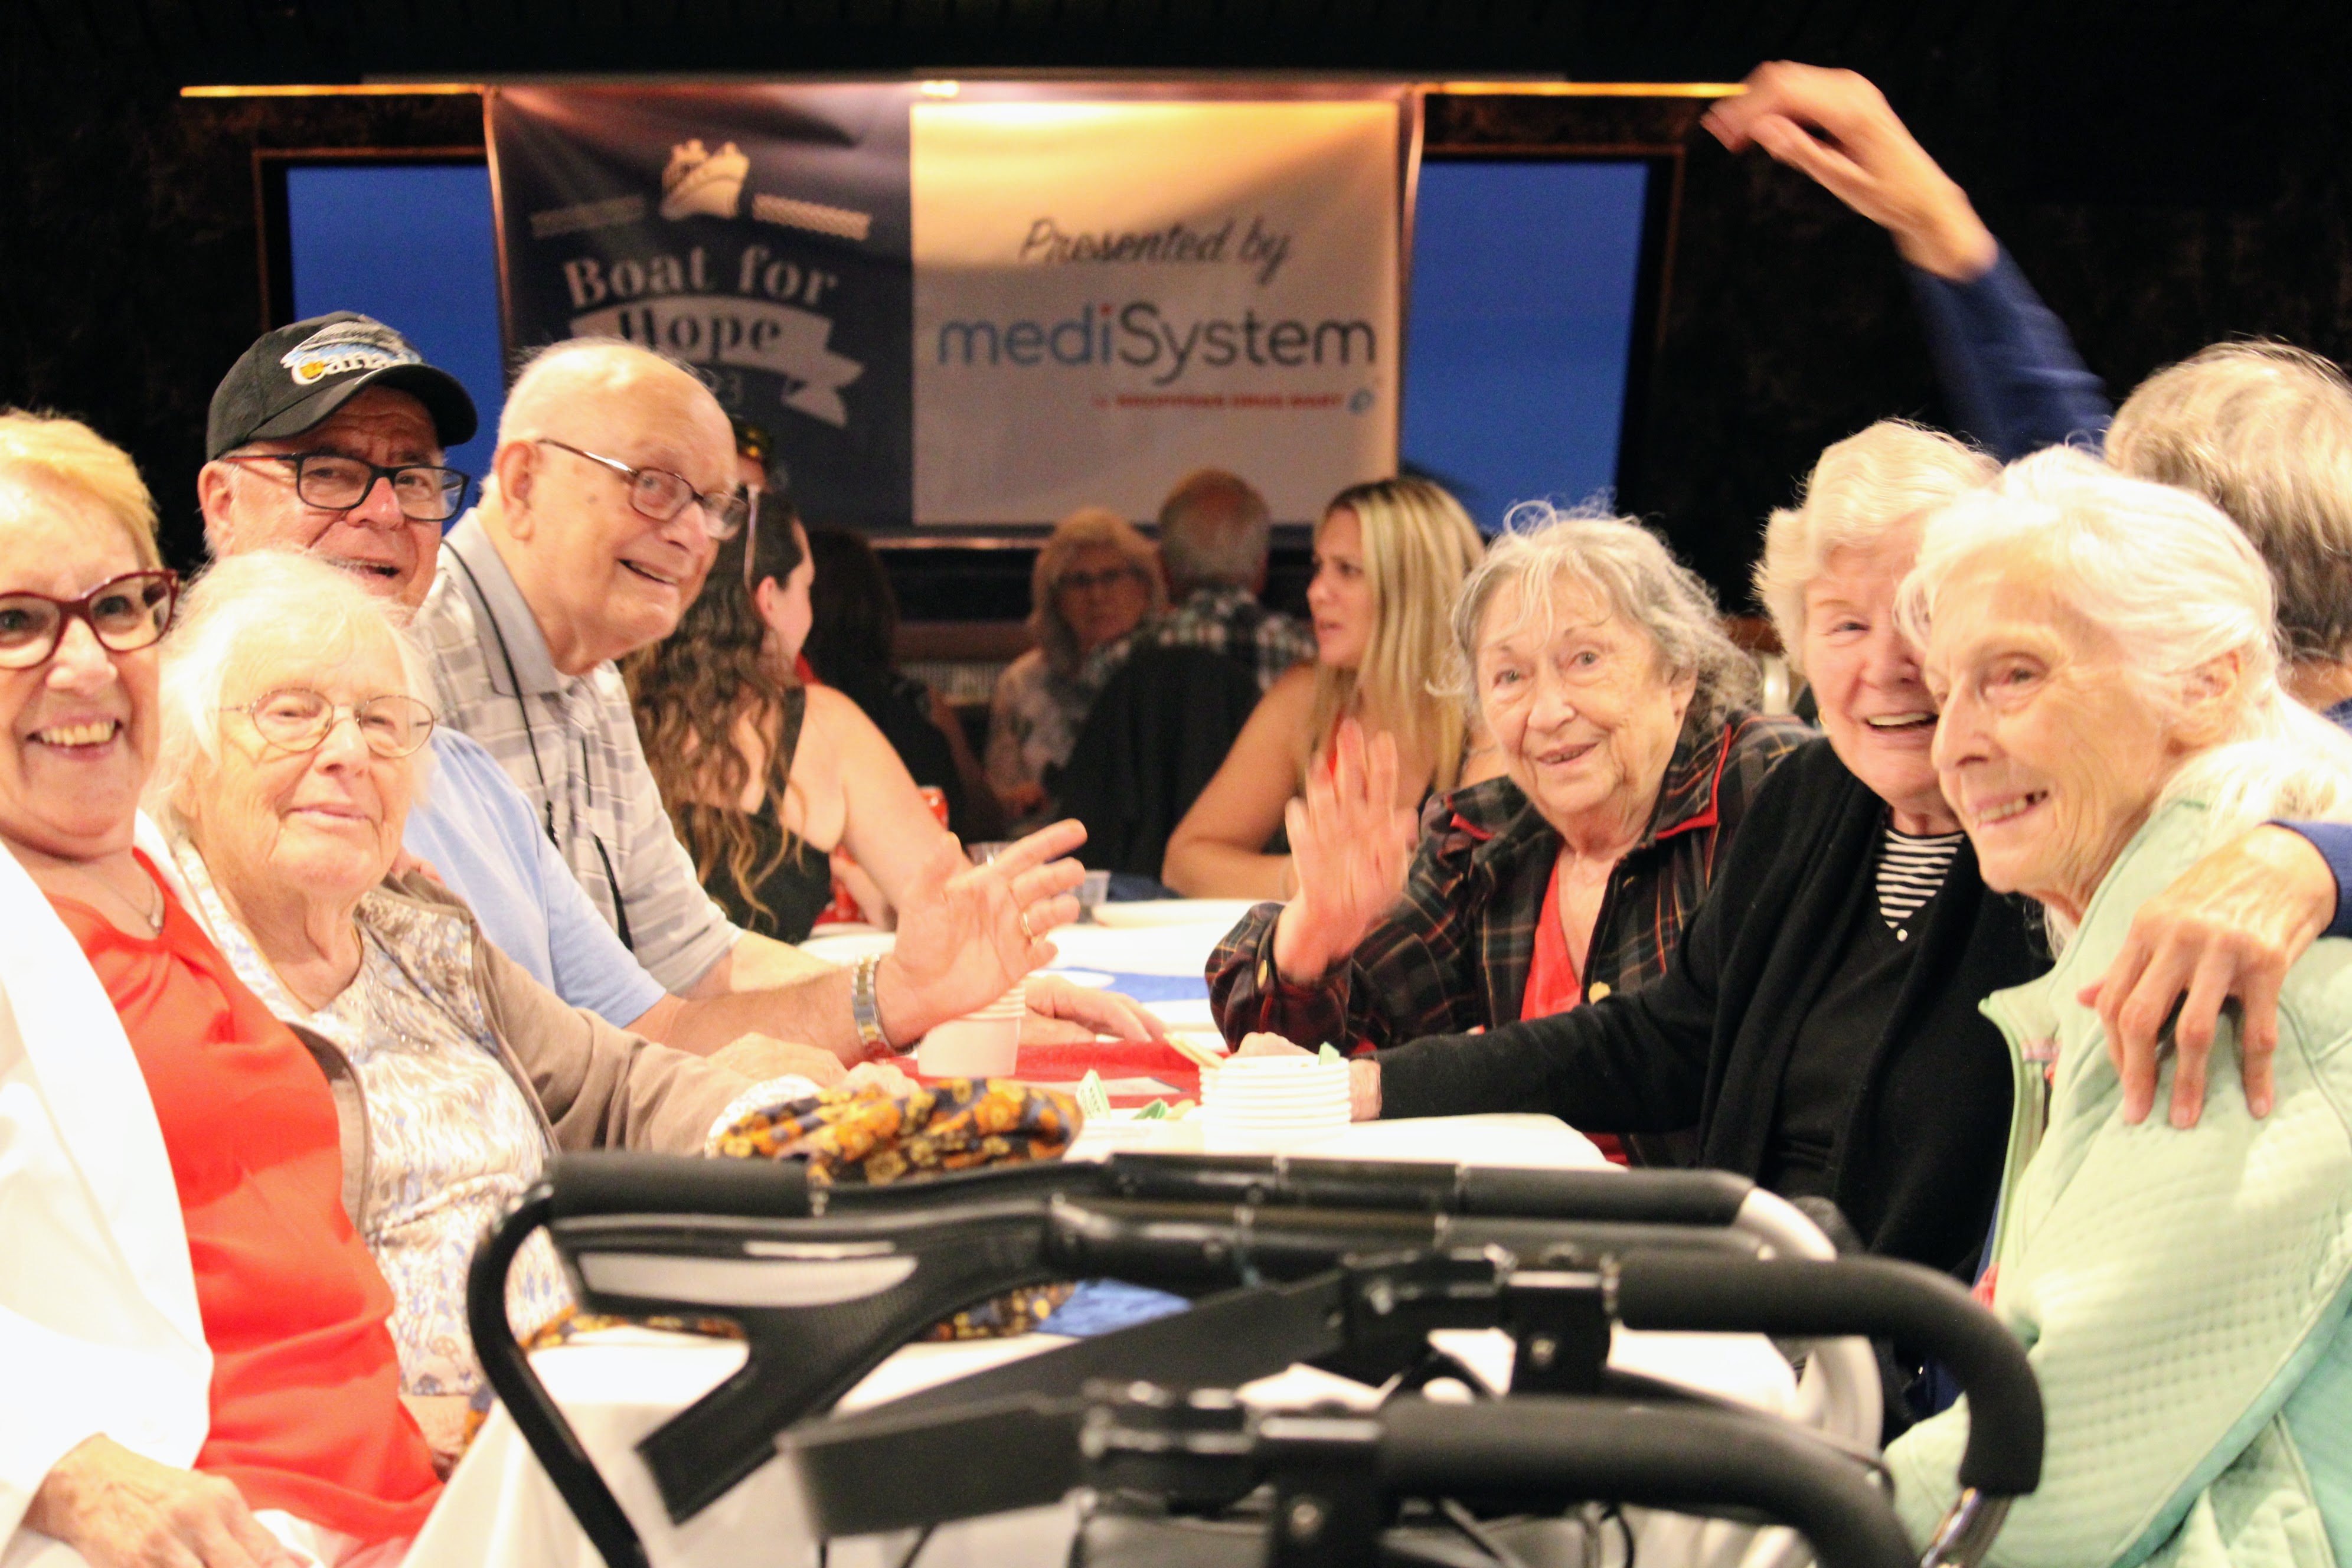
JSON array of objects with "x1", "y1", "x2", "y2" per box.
[
  {"x1": 1201, "y1": 1056, "x2": 1350, "y2": 1152},
  {"x1": 917, "y1": 984, "x2": 1025, "y2": 1077}
]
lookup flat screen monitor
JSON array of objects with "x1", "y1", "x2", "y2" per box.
[
  {"x1": 1402, "y1": 156, "x2": 1668, "y2": 531},
  {"x1": 264, "y1": 156, "x2": 505, "y2": 483}
]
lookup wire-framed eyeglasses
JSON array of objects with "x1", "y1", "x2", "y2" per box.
[
  {"x1": 216, "y1": 452, "x2": 472, "y2": 522},
  {"x1": 223, "y1": 687, "x2": 439, "y2": 759},
  {"x1": 0, "y1": 569, "x2": 179, "y2": 670},
  {"x1": 535, "y1": 439, "x2": 749, "y2": 541}
]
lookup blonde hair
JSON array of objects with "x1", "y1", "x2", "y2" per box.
[
  {"x1": 1755, "y1": 420, "x2": 1995, "y2": 677},
  {"x1": 1456, "y1": 504, "x2": 1756, "y2": 732},
  {"x1": 0, "y1": 409, "x2": 162, "y2": 569},
  {"x1": 1027, "y1": 506, "x2": 1165, "y2": 677},
  {"x1": 148, "y1": 550, "x2": 436, "y2": 839},
  {"x1": 1306, "y1": 477, "x2": 1484, "y2": 792},
  {"x1": 2108, "y1": 341, "x2": 2352, "y2": 668},
  {"x1": 1899, "y1": 447, "x2": 2352, "y2": 864}
]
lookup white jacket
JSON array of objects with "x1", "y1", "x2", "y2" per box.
[{"x1": 0, "y1": 823, "x2": 211, "y2": 1559}]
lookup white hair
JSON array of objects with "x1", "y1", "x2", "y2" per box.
[
  {"x1": 147, "y1": 549, "x2": 436, "y2": 837},
  {"x1": 1452, "y1": 502, "x2": 1757, "y2": 731},
  {"x1": 1899, "y1": 446, "x2": 2352, "y2": 857},
  {"x1": 2108, "y1": 340, "x2": 2352, "y2": 667},
  {"x1": 1755, "y1": 420, "x2": 1997, "y2": 678}
]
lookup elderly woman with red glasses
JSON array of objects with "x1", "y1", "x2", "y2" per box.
[{"x1": 0, "y1": 411, "x2": 852, "y2": 1568}]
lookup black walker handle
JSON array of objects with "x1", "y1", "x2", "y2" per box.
[
  {"x1": 1378, "y1": 1397, "x2": 1916, "y2": 1568},
  {"x1": 1616, "y1": 1254, "x2": 2043, "y2": 1498}
]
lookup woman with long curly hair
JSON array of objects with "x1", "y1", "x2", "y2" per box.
[
  {"x1": 626, "y1": 493, "x2": 954, "y2": 940},
  {"x1": 1162, "y1": 476, "x2": 1487, "y2": 898}
]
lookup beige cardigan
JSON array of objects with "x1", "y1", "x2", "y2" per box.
[{"x1": 161, "y1": 851, "x2": 753, "y2": 1231}]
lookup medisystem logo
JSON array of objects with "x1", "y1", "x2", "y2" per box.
[{"x1": 935, "y1": 300, "x2": 1376, "y2": 387}]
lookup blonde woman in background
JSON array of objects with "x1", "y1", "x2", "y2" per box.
[
  {"x1": 985, "y1": 507, "x2": 1164, "y2": 829},
  {"x1": 1162, "y1": 477, "x2": 1484, "y2": 899}
]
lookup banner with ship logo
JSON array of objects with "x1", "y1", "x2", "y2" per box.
[
  {"x1": 488, "y1": 86, "x2": 1406, "y2": 528},
  {"x1": 489, "y1": 84, "x2": 913, "y2": 528}
]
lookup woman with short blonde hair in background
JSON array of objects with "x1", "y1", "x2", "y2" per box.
[
  {"x1": 1162, "y1": 476, "x2": 1484, "y2": 899},
  {"x1": 984, "y1": 506, "x2": 1164, "y2": 828}
]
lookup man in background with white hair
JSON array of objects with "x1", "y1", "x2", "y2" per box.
[
  {"x1": 413, "y1": 336, "x2": 1157, "y2": 1059},
  {"x1": 1082, "y1": 466, "x2": 1315, "y2": 694}
]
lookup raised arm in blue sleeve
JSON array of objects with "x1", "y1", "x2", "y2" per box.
[
  {"x1": 1907, "y1": 246, "x2": 2115, "y2": 461},
  {"x1": 2276, "y1": 821, "x2": 2352, "y2": 940}
]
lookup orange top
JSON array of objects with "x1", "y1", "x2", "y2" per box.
[
  {"x1": 49, "y1": 862, "x2": 441, "y2": 1542},
  {"x1": 1523, "y1": 858, "x2": 1627, "y2": 1166}
]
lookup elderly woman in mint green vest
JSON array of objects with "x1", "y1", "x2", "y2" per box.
[{"x1": 1892, "y1": 446, "x2": 2352, "y2": 1568}]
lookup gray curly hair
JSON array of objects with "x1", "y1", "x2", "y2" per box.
[{"x1": 1450, "y1": 503, "x2": 1756, "y2": 731}]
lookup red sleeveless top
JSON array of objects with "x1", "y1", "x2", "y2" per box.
[
  {"x1": 49, "y1": 868, "x2": 441, "y2": 1541},
  {"x1": 1523, "y1": 859, "x2": 1628, "y2": 1166}
]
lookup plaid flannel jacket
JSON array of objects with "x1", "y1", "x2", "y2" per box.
[
  {"x1": 1081, "y1": 584, "x2": 1318, "y2": 694},
  {"x1": 1208, "y1": 711, "x2": 1812, "y2": 1058}
]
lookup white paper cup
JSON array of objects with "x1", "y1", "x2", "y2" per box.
[{"x1": 918, "y1": 1013, "x2": 1021, "y2": 1077}]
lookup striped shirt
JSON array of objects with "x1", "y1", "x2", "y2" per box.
[
  {"x1": 1877, "y1": 825, "x2": 1965, "y2": 935},
  {"x1": 413, "y1": 514, "x2": 743, "y2": 992}
]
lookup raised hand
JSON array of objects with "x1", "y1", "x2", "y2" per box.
[
  {"x1": 1703, "y1": 61, "x2": 1997, "y2": 281},
  {"x1": 876, "y1": 820, "x2": 1085, "y2": 1043},
  {"x1": 1270, "y1": 720, "x2": 1417, "y2": 984}
]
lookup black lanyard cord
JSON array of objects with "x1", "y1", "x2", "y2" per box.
[{"x1": 447, "y1": 547, "x2": 636, "y2": 953}]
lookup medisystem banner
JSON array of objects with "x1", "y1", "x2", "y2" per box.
[
  {"x1": 488, "y1": 85, "x2": 914, "y2": 528},
  {"x1": 911, "y1": 96, "x2": 1405, "y2": 525},
  {"x1": 488, "y1": 87, "x2": 1406, "y2": 527}
]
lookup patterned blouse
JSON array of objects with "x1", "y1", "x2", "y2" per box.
[{"x1": 172, "y1": 843, "x2": 571, "y2": 1397}]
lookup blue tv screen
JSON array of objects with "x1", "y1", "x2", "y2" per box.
[
  {"x1": 1403, "y1": 159, "x2": 1653, "y2": 531},
  {"x1": 283, "y1": 162, "x2": 507, "y2": 485}
]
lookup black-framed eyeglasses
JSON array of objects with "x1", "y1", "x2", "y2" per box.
[
  {"x1": 217, "y1": 452, "x2": 472, "y2": 523},
  {"x1": 0, "y1": 569, "x2": 179, "y2": 670},
  {"x1": 223, "y1": 687, "x2": 438, "y2": 759},
  {"x1": 535, "y1": 439, "x2": 749, "y2": 541}
]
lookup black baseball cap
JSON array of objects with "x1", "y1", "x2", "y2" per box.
[{"x1": 207, "y1": 312, "x2": 478, "y2": 460}]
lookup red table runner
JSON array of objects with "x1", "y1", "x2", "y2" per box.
[{"x1": 904, "y1": 1038, "x2": 1203, "y2": 1109}]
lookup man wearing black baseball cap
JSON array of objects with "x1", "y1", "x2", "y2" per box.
[{"x1": 198, "y1": 312, "x2": 478, "y2": 615}]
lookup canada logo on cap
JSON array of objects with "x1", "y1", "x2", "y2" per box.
[{"x1": 279, "y1": 318, "x2": 422, "y2": 387}]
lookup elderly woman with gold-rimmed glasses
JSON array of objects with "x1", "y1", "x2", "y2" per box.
[{"x1": 143, "y1": 550, "x2": 887, "y2": 1459}]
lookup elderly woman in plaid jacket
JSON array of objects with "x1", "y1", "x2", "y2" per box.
[{"x1": 1208, "y1": 505, "x2": 1809, "y2": 1164}]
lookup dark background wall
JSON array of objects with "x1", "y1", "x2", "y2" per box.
[{"x1": 4, "y1": 3, "x2": 2344, "y2": 613}]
